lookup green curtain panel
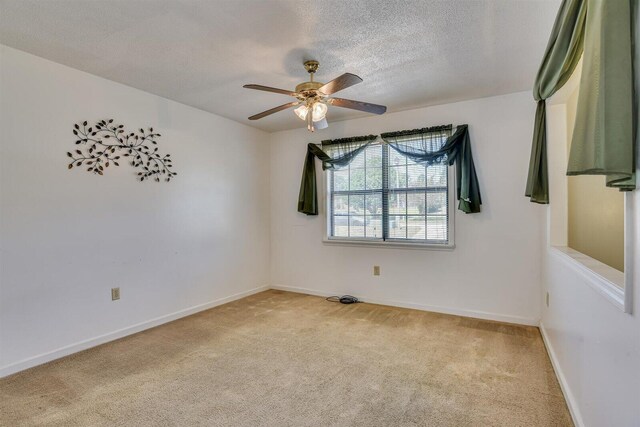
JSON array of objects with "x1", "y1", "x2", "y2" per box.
[
  {"x1": 567, "y1": 0, "x2": 635, "y2": 189},
  {"x1": 381, "y1": 125, "x2": 482, "y2": 214},
  {"x1": 526, "y1": 0, "x2": 586, "y2": 203},
  {"x1": 526, "y1": 0, "x2": 636, "y2": 203},
  {"x1": 297, "y1": 135, "x2": 377, "y2": 215},
  {"x1": 526, "y1": 101, "x2": 550, "y2": 204}
]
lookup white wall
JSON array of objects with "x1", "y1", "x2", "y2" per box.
[
  {"x1": 0, "y1": 46, "x2": 271, "y2": 376},
  {"x1": 541, "y1": 246, "x2": 640, "y2": 427},
  {"x1": 270, "y1": 91, "x2": 544, "y2": 325},
  {"x1": 4, "y1": 32, "x2": 637, "y2": 426},
  {"x1": 539, "y1": 9, "x2": 640, "y2": 427}
]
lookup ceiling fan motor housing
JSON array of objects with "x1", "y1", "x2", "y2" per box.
[
  {"x1": 297, "y1": 60, "x2": 323, "y2": 97},
  {"x1": 295, "y1": 81, "x2": 323, "y2": 96}
]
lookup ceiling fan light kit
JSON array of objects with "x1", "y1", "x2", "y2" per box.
[
  {"x1": 243, "y1": 60, "x2": 387, "y2": 132},
  {"x1": 294, "y1": 102, "x2": 327, "y2": 121}
]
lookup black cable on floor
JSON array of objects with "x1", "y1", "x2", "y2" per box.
[{"x1": 326, "y1": 295, "x2": 361, "y2": 304}]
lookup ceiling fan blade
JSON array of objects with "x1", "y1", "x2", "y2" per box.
[
  {"x1": 318, "y1": 73, "x2": 363, "y2": 95},
  {"x1": 328, "y1": 97, "x2": 387, "y2": 115},
  {"x1": 248, "y1": 102, "x2": 299, "y2": 120},
  {"x1": 243, "y1": 84, "x2": 298, "y2": 97}
]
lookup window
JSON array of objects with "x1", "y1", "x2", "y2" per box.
[{"x1": 325, "y1": 138, "x2": 452, "y2": 247}]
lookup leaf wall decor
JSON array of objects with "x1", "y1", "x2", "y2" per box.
[{"x1": 67, "y1": 120, "x2": 176, "y2": 182}]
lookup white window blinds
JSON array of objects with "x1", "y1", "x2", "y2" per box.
[{"x1": 327, "y1": 132, "x2": 451, "y2": 244}]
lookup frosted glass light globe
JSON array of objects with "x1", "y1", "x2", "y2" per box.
[
  {"x1": 294, "y1": 105, "x2": 308, "y2": 120},
  {"x1": 311, "y1": 102, "x2": 327, "y2": 121}
]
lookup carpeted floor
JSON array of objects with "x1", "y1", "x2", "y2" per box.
[{"x1": 1, "y1": 290, "x2": 572, "y2": 426}]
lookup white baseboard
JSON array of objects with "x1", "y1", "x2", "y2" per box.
[
  {"x1": 0, "y1": 284, "x2": 539, "y2": 378},
  {"x1": 0, "y1": 285, "x2": 269, "y2": 378},
  {"x1": 270, "y1": 285, "x2": 539, "y2": 326},
  {"x1": 539, "y1": 321, "x2": 584, "y2": 427}
]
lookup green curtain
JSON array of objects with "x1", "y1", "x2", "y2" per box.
[
  {"x1": 381, "y1": 125, "x2": 482, "y2": 214},
  {"x1": 566, "y1": 0, "x2": 635, "y2": 189},
  {"x1": 526, "y1": 0, "x2": 636, "y2": 203},
  {"x1": 297, "y1": 135, "x2": 377, "y2": 215},
  {"x1": 526, "y1": 0, "x2": 586, "y2": 204}
]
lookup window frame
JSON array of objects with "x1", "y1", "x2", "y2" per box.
[{"x1": 323, "y1": 141, "x2": 456, "y2": 250}]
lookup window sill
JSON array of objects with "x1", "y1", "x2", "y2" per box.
[
  {"x1": 323, "y1": 238, "x2": 455, "y2": 251},
  {"x1": 549, "y1": 246, "x2": 625, "y2": 311}
]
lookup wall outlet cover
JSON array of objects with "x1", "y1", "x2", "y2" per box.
[
  {"x1": 112, "y1": 287, "x2": 121, "y2": 301},
  {"x1": 373, "y1": 266, "x2": 380, "y2": 276}
]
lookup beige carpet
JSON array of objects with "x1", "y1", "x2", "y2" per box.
[{"x1": 1, "y1": 290, "x2": 572, "y2": 426}]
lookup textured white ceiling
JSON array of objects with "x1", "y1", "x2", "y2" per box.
[{"x1": 0, "y1": 0, "x2": 559, "y2": 132}]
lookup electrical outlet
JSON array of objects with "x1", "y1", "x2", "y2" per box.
[
  {"x1": 373, "y1": 266, "x2": 380, "y2": 276},
  {"x1": 545, "y1": 292, "x2": 549, "y2": 307},
  {"x1": 111, "y1": 287, "x2": 120, "y2": 301}
]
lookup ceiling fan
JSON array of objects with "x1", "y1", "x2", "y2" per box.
[{"x1": 243, "y1": 60, "x2": 387, "y2": 132}]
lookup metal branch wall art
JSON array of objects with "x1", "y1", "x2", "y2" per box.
[{"x1": 67, "y1": 120, "x2": 176, "y2": 182}]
